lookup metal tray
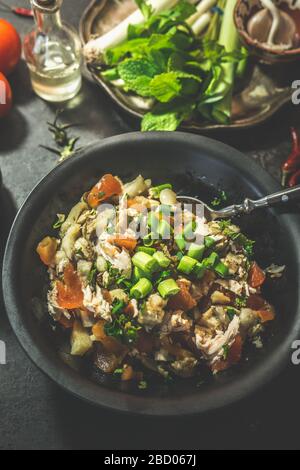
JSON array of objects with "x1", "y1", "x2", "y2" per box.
[{"x1": 80, "y1": 0, "x2": 293, "y2": 132}]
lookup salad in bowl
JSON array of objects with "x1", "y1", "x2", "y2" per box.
[{"x1": 36, "y1": 173, "x2": 275, "y2": 390}]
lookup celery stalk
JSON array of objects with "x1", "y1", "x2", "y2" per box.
[{"x1": 211, "y1": 0, "x2": 239, "y2": 123}]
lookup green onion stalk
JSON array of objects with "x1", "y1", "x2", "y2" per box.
[
  {"x1": 212, "y1": 0, "x2": 239, "y2": 123},
  {"x1": 199, "y1": 0, "x2": 247, "y2": 124}
]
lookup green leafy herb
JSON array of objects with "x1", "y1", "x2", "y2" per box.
[
  {"x1": 235, "y1": 296, "x2": 247, "y2": 308},
  {"x1": 100, "y1": 0, "x2": 247, "y2": 132},
  {"x1": 226, "y1": 307, "x2": 238, "y2": 321},
  {"x1": 134, "y1": 0, "x2": 153, "y2": 20},
  {"x1": 105, "y1": 309, "x2": 141, "y2": 345},
  {"x1": 53, "y1": 213, "x2": 65, "y2": 230},
  {"x1": 87, "y1": 264, "x2": 98, "y2": 287},
  {"x1": 113, "y1": 368, "x2": 124, "y2": 375},
  {"x1": 111, "y1": 299, "x2": 126, "y2": 315},
  {"x1": 222, "y1": 344, "x2": 230, "y2": 360},
  {"x1": 211, "y1": 190, "x2": 228, "y2": 207},
  {"x1": 138, "y1": 380, "x2": 148, "y2": 390},
  {"x1": 40, "y1": 109, "x2": 82, "y2": 162}
]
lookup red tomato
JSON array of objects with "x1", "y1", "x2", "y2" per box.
[
  {"x1": 87, "y1": 174, "x2": 122, "y2": 208},
  {"x1": 0, "y1": 19, "x2": 21, "y2": 75},
  {"x1": 248, "y1": 262, "x2": 266, "y2": 289},
  {"x1": 56, "y1": 263, "x2": 84, "y2": 310},
  {"x1": 0, "y1": 72, "x2": 12, "y2": 118},
  {"x1": 168, "y1": 280, "x2": 197, "y2": 312}
]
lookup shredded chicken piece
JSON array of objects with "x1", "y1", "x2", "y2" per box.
[
  {"x1": 83, "y1": 285, "x2": 112, "y2": 322},
  {"x1": 195, "y1": 316, "x2": 240, "y2": 365},
  {"x1": 97, "y1": 241, "x2": 132, "y2": 278},
  {"x1": 190, "y1": 270, "x2": 216, "y2": 301},
  {"x1": 138, "y1": 294, "x2": 167, "y2": 329}
]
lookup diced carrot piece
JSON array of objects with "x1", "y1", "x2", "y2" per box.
[
  {"x1": 56, "y1": 263, "x2": 84, "y2": 310},
  {"x1": 257, "y1": 309, "x2": 275, "y2": 323},
  {"x1": 121, "y1": 365, "x2": 134, "y2": 382},
  {"x1": 109, "y1": 237, "x2": 137, "y2": 252},
  {"x1": 248, "y1": 262, "x2": 266, "y2": 289},
  {"x1": 92, "y1": 320, "x2": 125, "y2": 355},
  {"x1": 127, "y1": 199, "x2": 147, "y2": 212},
  {"x1": 36, "y1": 236, "x2": 58, "y2": 266},
  {"x1": 168, "y1": 282, "x2": 196, "y2": 312},
  {"x1": 87, "y1": 174, "x2": 122, "y2": 208}
]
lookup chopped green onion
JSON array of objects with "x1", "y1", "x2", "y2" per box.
[
  {"x1": 96, "y1": 255, "x2": 108, "y2": 272},
  {"x1": 177, "y1": 256, "x2": 197, "y2": 274},
  {"x1": 204, "y1": 236, "x2": 216, "y2": 248},
  {"x1": 130, "y1": 278, "x2": 153, "y2": 299},
  {"x1": 137, "y1": 246, "x2": 156, "y2": 256},
  {"x1": 187, "y1": 243, "x2": 205, "y2": 261},
  {"x1": 143, "y1": 233, "x2": 155, "y2": 247},
  {"x1": 158, "y1": 219, "x2": 173, "y2": 239},
  {"x1": 203, "y1": 252, "x2": 219, "y2": 268},
  {"x1": 150, "y1": 184, "x2": 173, "y2": 199},
  {"x1": 133, "y1": 266, "x2": 152, "y2": 282},
  {"x1": 175, "y1": 236, "x2": 186, "y2": 251},
  {"x1": 183, "y1": 220, "x2": 197, "y2": 240},
  {"x1": 157, "y1": 279, "x2": 180, "y2": 299},
  {"x1": 176, "y1": 251, "x2": 184, "y2": 261},
  {"x1": 214, "y1": 261, "x2": 229, "y2": 278},
  {"x1": 111, "y1": 299, "x2": 126, "y2": 315},
  {"x1": 132, "y1": 252, "x2": 159, "y2": 274},
  {"x1": 148, "y1": 212, "x2": 159, "y2": 231},
  {"x1": 159, "y1": 204, "x2": 173, "y2": 215},
  {"x1": 153, "y1": 251, "x2": 171, "y2": 268},
  {"x1": 193, "y1": 262, "x2": 206, "y2": 279}
]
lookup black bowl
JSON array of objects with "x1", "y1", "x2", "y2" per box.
[{"x1": 3, "y1": 132, "x2": 300, "y2": 416}]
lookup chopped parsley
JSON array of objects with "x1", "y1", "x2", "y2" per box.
[
  {"x1": 138, "y1": 380, "x2": 148, "y2": 390},
  {"x1": 87, "y1": 264, "x2": 98, "y2": 287},
  {"x1": 105, "y1": 309, "x2": 141, "y2": 345},
  {"x1": 222, "y1": 345, "x2": 230, "y2": 360},
  {"x1": 235, "y1": 296, "x2": 247, "y2": 308},
  {"x1": 154, "y1": 269, "x2": 173, "y2": 286},
  {"x1": 226, "y1": 307, "x2": 238, "y2": 321},
  {"x1": 211, "y1": 191, "x2": 228, "y2": 207},
  {"x1": 219, "y1": 221, "x2": 255, "y2": 258},
  {"x1": 111, "y1": 299, "x2": 126, "y2": 315}
]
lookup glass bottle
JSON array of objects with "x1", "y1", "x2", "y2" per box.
[{"x1": 24, "y1": 0, "x2": 82, "y2": 102}]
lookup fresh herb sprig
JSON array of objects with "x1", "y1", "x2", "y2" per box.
[
  {"x1": 41, "y1": 109, "x2": 82, "y2": 162},
  {"x1": 105, "y1": 299, "x2": 141, "y2": 344},
  {"x1": 100, "y1": 0, "x2": 247, "y2": 131}
]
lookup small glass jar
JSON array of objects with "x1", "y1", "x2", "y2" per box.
[{"x1": 24, "y1": 0, "x2": 82, "y2": 102}]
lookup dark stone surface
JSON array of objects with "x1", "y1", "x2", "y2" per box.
[{"x1": 0, "y1": 0, "x2": 300, "y2": 450}]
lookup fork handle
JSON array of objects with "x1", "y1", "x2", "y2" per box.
[
  {"x1": 244, "y1": 185, "x2": 300, "y2": 212},
  {"x1": 215, "y1": 185, "x2": 300, "y2": 219}
]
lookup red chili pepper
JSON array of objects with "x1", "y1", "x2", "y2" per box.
[
  {"x1": 12, "y1": 7, "x2": 33, "y2": 17},
  {"x1": 0, "y1": 1, "x2": 33, "y2": 17},
  {"x1": 281, "y1": 127, "x2": 300, "y2": 186},
  {"x1": 288, "y1": 169, "x2": 300, "y2": 187}
]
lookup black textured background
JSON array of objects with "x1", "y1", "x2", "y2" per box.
[{"x1": 0, "y1": 0, "x2": 300, "y2": 450}]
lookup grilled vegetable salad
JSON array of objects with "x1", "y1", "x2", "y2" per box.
[{"x1": 37, "y1": 174, "x2": 275, "y2": 388}]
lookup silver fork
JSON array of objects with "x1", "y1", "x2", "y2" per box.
[{"x1": 177, "y1": 185, "x2": 300, "y2": 220}]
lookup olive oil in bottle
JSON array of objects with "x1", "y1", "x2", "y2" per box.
[{"x1": 24, "y1": 0, "x2": 82, "y2": 102}]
